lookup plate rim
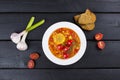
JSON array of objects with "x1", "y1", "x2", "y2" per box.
[{"x1": 42, "y1": 21, "x2": 87, "y2": 65}]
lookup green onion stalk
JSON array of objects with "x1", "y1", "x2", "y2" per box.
[{"x1": 10, "y1": 17, "x2": 45, "y2": 51}]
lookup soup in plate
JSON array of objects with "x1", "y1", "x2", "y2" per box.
[{"x1": 48, "y1": 27, "x2": 80, "y2": 59}]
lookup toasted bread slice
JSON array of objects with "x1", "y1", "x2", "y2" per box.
[
  {"x1": 80, "y1": 23, "x2": 95, "y2": 30},
  {"x1": 74, "y1": 15, "x2": 80, "y2": 22},
  {"x1": 78, "y1": 9, "x2": 96, "y2": 24}
]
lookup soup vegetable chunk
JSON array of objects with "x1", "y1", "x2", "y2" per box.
[{"x1": 49, "y1": 27, "x2": 80, "y2": 59}]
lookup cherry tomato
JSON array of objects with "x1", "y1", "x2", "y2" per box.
[
  {"x1": 95, "y1": 33, "x2": 103, "y2": 41},
  {"x1": 57, "y1": 44, "x2": 64, "y2": 50},
  {"x1": 66, "y1": 40, "x2": 73, "y2": 47},
  {"x1": 97, "y1": 41, "x2": 105, "y2": 50},
  {"x1": 27, "y1": 60, "x2": 35, "y2": 69},
  {"x1": 29, "y1": 52, "x2": 40, "y2": 60},
  {"x1": 63, "y1": 46, "x2": 70, "y2": 52},
  {"x1": 63, "y1": 53, "x2": 69, "y2": 59}
]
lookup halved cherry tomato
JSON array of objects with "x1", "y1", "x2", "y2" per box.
[
  {"x1": 27, "y1": 60, "x2": 35, "y2": 69},
  {"x1": 66, "y1": 40, "x2": 73, "y2": 47},
  {"x1": 95, "y1": 33, "x2": 103, "y2": 41},
  {"x1": 63, "y1": 46, "x2": 70, "y2": 52},
  {"x1": 29, "y1": 52, "x2": 40, "y2": 60},
  {"x1": 63, "y1": 53, "x2": 69, "y2": 59},
  {"x1": 97, "y1": 41, "x2": 105, "y2": 50},
  {"x1": 57, "y1": 44, "x2": 64, "y2": 50}
]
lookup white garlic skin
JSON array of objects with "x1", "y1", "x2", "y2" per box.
[
  {"x1": 10, "y1": 33, "x2": 21, "y2": 44},
  {"x1": 10, "y1": 31, "x2": 26, "y2": 44},
  {"x1": 16, "y1": 41, "x2": 28, "y2": 51},
  {"x1": 16, "y1": 31, "x2": 28, "y2": 51}
]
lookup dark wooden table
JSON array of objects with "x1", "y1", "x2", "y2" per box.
[{"x1": 0, "y1": 0, "x2": 120, "y2": 80}]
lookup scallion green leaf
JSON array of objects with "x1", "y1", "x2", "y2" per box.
[
  {"x1": 26, "y1": 19, "x2": 45, "y2": 32},
  {"x1": 26, "y1": 17, "x2": 35, "y2": 29}
]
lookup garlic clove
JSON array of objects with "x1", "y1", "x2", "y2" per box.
[
  {"x1": 10, "y1": 33, "x2": 21, "y2": 44},
  {"x1": 16, "y1": 41, "x2": 28, "y2": 51}
]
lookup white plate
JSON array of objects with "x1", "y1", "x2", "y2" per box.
[{"x1": 42, "y1": 21, "x2": 87, "y2": 66}]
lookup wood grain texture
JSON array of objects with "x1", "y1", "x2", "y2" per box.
[
  {"x1": 0, "y1": 13, "x2": 120, "y2": 40},
  {"x1": 0, "y1": 0, "x2": 119, "y2": 79},
  {"x1": 0, "y1": 41, "x2": 119, "y2": 68},
  {"x1": 0, "y1": 69, "x2": 120, "y2": 80},
  {"x1": 0, "y1": 0, "x2": 119, "y2": 12}
]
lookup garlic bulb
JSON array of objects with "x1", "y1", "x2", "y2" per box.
[
  {"x1": 16, "y1": 32, "x2": 28, "y2": 51},
  {"x1": 10, "y1": 30, "x2": 26, "y2": 44}
]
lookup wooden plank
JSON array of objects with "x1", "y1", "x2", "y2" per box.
[
  {"x1": 0, "y1": 69, "x2": 120, "y2": 80},
  {"x1": 0, "y1": 41, "x2": 120, "y2": 68},
  {"x1": 0, "y1": 0, "x2": 119, "y2": 12},
  {"x1": 0, "y1": 13, "x2": 120, "y2": 40}
]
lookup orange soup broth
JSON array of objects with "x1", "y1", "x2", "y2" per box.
[{"x1": 49, "y1": 28, "x2": 80, "y2": 59}]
